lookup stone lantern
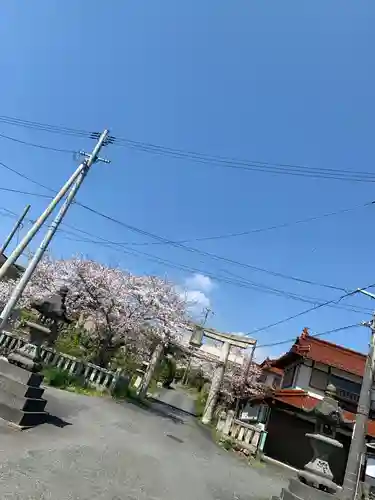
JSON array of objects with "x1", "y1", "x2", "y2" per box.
[
  {"x1": 271, "y1": 384, "x2": 353, "y2": 500},
  {"x1": 0, "y1": 287, "x2": 72, "y2": 428}
]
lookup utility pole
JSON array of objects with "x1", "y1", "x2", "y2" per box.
[
  {"x1": 0, "y1": 205, "x2": 31, "y2": 255},
  {"x1": 183, "y1": 307, "x2": 212, "y2": 385},
  {"x1": 0, "y1": 130, "x2": 110, "y2": 330},
  {"x1": 243, "y1": 341, "x2": 257, "y2": 379},
  {"x1": 342, "y1": 288, "x2": 375, "y2": 500},
  {"x1": 0, "y1": 134, "x2": 110, "y2": 282}
]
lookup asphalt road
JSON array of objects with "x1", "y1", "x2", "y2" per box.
[
  {"x1": 0, "y1": 387, "x2": 289, "y2": 499},
  {"x1": 152, "y1": 385, "x2": 198, "y2": 415}
]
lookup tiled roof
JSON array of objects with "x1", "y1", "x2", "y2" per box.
[
  {"x1": 259, "y1": 357, "x2": 283, "y2": 376},
  {"x1": 273, "y1": 328, "x2": 366, "y2": 377},
  {"x1": 270, "y1": 388, "x2": 375, "y2": 438}
]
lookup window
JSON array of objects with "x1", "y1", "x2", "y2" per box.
[
  {"x1": 310, "y1": 368, "x2": 329, "y2": 390},
  {"x1": 273, "y1": 375, "x2": 282, "y2": 389},
  {"x1": 330, "y1": 375, "x2": 360, "y2": 403},
  {"x1": 258, "y1": 373, "x2": 267, "y2": 383},
  {"x1": 282, "y1": 366, "x2": 296, "y2": 388}
]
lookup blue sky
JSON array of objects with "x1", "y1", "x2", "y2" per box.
[{"x1": 0, "y1": 1, "x2": 374, "y2": 360}]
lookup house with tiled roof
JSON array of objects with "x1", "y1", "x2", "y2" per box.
[
  {"x1": 258, "y1": 357, "x2": 283, "y2": 388},
  {"x1": 251, "y1": 328, "x2": 375, "y2": 485}
]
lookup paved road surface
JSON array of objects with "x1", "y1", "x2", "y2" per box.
[
  {"x1": 153, "y1": 385, "x2": 198, "y2": 415},
  {"x1": 0, "y1": 387, "x2": 290, "y2": 499}
]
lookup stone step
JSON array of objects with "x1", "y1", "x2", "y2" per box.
[
  {"x1": 0, "y1": 372, "x2": 44, "y2": 399},
  {"x1": 0, "y1": 402, "x2": 46, "y2": 428},
  {"x1": 0, "y1": 390, "x2": 47, "y2": 413},
  {"x1": 0, "y1": 359, "x2": 43, "y2": 387}
]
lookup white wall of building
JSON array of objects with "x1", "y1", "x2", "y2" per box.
[{"x1": 285, "y1": 359, "x2": 375, "y2": 405}]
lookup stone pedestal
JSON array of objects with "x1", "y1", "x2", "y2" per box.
[
  {"x1": 0, "y1": 359, "x2": 47, "y2": 428},
  {"x1": 0, "y1": 321, "x2": 50, "y2": 428}
]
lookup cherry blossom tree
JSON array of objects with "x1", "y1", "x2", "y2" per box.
[
  {"x1": 0, "y1": 257, "x2": 190, "y2": 368},
  {"x1": 221, "y1": 360, "x2": 264, "y2": 404}
]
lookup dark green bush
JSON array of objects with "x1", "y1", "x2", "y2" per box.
[{"x1": 43, "y1": 367, "x2": 85, "y2": 389}]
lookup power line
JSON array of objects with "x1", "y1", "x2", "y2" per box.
[
  {"x1": 77, "y1": 202, "x2": 353, "y2": 294},
  {"x1": 2, "y1": 114, "x2": 375, "y2": 183},
  {"x1": 0, "y1": 131, "x2": 76, "y2": 154},
  {"x1": 0, "y1": 197, "x2": 371, "y2": 316},
  {"x1": 0, "y1": 187, "x2": 53, "y2": 199},
  {"x1": 0, "y1": 115, "x2": 91, "y2": 138},
  {"x1": 255, "y1": 323, "x2": 361, "y2": 349},
  {"x1": 118, "y1": 140, "x2": 375, "y2": 183},
  {"x1": 116, "y1": 202, "x2": 374, "y2": 246},
  {"x1": 0, "y1": 159, "x2": 369, "y2": 304},
  {"x1": 0, "y1": 157, "x2": 364, "y2": 294},
  {"x1": 10, "y1": 207, "x2": 367, "y2": 315},
  {"x1": 247, "y1": 283, "x2": 375, "y2": 336}
]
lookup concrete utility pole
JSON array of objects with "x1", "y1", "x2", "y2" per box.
[
  {"x1": 183, "y1": 307, "x2": 213, "y2": 385},
  {"x1": 0, "y1": 130, "x2": 110, "y2": 330},
  {"x1": 0, "y1": 133, "x2": 110, "y2": 282},
  {"x1": 342, "y1": 291, "x2": 375, "y2": 500},
  {"x1": 0, "y1": 204, "x2": 31, "y2": 255}
]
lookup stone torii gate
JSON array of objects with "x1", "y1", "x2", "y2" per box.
[{"x1": 188, "y1": 325, "x2": 257, "y2": 424}]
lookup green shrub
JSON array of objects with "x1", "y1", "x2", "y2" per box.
[
  {"x1": 219, "y1": 437, "x2": 235, "y2": 451},
  {"x1": 158, "y1": 356, "x2": 176, "y2": 388},
  {"x1": 174, "y1": 367, "x2": 185, "y2": 383},
  {"x1": 43, "y1": 367, "x2": 85, "y2": 389},
  {"x1": 110, "y1": 374, "x2": 131, "y2": 399}
]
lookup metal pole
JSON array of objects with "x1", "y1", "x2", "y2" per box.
[
  {"x1": 0, "y1": 204, "x2": 31, "y2": 255},
  {"x1": 342, "y1": 314, "x2": 375, "y2": 500},
  {"x1": 0, "y1": 130, "x2": 109, "y2": 329}
]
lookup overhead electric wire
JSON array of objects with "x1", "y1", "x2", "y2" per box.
[
  {"x1": 247, "y1": 282, "x2": 375, "y2": 336},
  {"x1": 115, "y1": 202, "x2": 374, "y2": 246},
  {"x1": 0, "y1": 115, "x2": 91, "y2": 138},
  {"x1": 1, "y1": 114, "x2": 375, "y2": 183},
  {"x1": 119, "y1": 141, "x2": 375, "y2": 184},
  {"x1": 0, "y1": 196, "x2": 371, "y2": 317},
  {"x1": 0, "y1": 158, "x2": 371, "y2": 304},
  {"x1": 0, "y1": 156, "x2": 364, "y2": 294},
  {"x1": 2, "y1": 202, "x2": 366, "y2": 315},
  {"x1": 0, "y1": 131, "x2": 76, "y2": 154},
  {"x1": 255, "y1": 323, "x2": 362, "y2": 349},
  {"x1": 77, "y1": 202, "x2": 353, "y2": 294}
]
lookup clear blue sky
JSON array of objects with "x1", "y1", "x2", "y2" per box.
[{"x1": 0, "y1": 1, "x2": 374, "y2": 360}]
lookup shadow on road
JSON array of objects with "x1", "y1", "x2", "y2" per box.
[
  {"x1": 44, "y1": 413, "x2": 72, "y2": 428},
  {"x1": 120, "y1": 397, "x2": 186, "y2": 425}
]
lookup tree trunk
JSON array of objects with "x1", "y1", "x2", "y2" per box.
[
  {"x1": 202, "y1": 341, "x2": 230, "y2": 425},
  {"x1": 137, "y1": 342, "x2": 164, "y2": 399}
]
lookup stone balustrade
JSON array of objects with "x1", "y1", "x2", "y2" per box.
[
  {"x1": 216, "y1": 409, "x2": 267, "y2": 455},
  {"x1": 0, "y1": 329, "x2": 118, "y2": 391}
]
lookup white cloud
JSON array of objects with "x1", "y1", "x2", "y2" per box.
[
  {"x1": 185, "y1": 273, "x2": 215, "y2": 293},
  {"x1": 184, "y1": 289, "x2": 210, "y2": 310}
]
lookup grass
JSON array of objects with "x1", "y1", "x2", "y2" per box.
[
  {"x1": 43, "y1": 366, "x2": 150, "y2": 404},
  {"x1": 43, "y1": 366, "x2": 109, "y2": 397}
]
